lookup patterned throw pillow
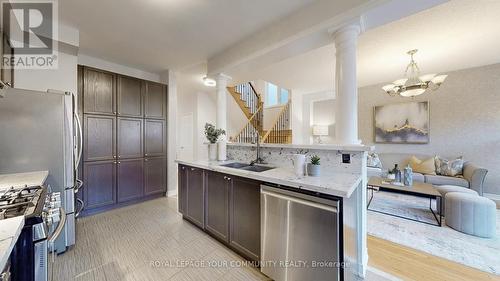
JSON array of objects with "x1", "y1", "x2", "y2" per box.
[
  {"x1": 367, "y1": 153, "x2": 382, "y2": 168},
  {"x1": 435, "y1": 156, "x2": 464, "y2": 177},
  {"x1": 409, "y1": 156, "x2": 436, "y2": 175}
]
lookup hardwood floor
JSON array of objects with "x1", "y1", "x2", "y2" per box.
[{"x1": 368, "y1": 236, "x2": 500, "y2": 281}]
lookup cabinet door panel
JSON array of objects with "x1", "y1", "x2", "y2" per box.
[
  {"x1": 83, "y1": 161, "x2": 116, "y2": 209},
  {"x1": 144, "y1": 119, "x2": 165, "y2": 157},
  {"x1": 186, "y1": 167, "x2": 204, "y2": 228},
  {"x1": 117, "y1": 76, "x2": 142, "y2": 117},
  {"x1": 117, "y1": 117, "x2": 143, "y2": 159},
  {"x1": 84, "y1": 115, "x2": 115, "y2": 161},
  {"x1": 145, "y1": 82, "x2": 166, "y2": 119},
  {"x1": 117, "y1": 159, "x2": 144, "y2": 202},
  {"x1": 84, "y1": 68, "x2": 115, "y2": 115},
  {"x1": 206, "y1": 171, "x2": 229, "y2": 242},
  {"x1": 230, "y1": 177, "x2": 261, "y2": 261},
  {"x1": 144, "y1": 157, "x2": 166, "y2": 195},
  {"x1": 178, "y1": 165, "x2": 187, "y2": 215}
]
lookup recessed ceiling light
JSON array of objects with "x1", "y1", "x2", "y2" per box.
[{"x1": 203, "y1": 76, "x2": 216, "y2": 87}]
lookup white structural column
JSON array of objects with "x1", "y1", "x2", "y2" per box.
[
  {"x1": 215, "y1": 73, "x2": 232, "y2": 131},
  {"x1": 333, "y1": 25, "x2": 361, "y2": 145}
]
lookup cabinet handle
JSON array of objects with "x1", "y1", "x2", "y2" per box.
[
  {"x1": 223, "y1": 176, "x2": 227, "y2": 180},
  {"x1": 145, "y1": 153, "x2": 148, "y2": 156},
  {"x1": 113, "y1": 155, "x2": 116, "y2": 159},
  {"x1": 190, "y1": 168, "x2": 195, "y2": 171},
  {"x1": 145, "y1": 159, "x2": 148, "y2": 162},
  {"x1": 114, "y1": 161, "x2": 117, "y2": 164},
  {"x1": 227, "y1": 177, "x2": 231, "y2": 181},
  {"x1": 181, "y1": 167, "x2": 185, "y2": 170},
  {"x1": 118, "y1": 161, "x2": 121, "y2": 164},
  {"x1": 118, "y1": 156, "x2": 121, "y2": 158},
  {"x1": 113, "y1": 111, "x2": 117, "y2": 114}
]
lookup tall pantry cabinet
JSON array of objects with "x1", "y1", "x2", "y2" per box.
[{"x1": 78, "y1": 66, "x2": 167, "y2": 215}]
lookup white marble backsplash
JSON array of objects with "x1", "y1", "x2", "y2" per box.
[{"x1": 227, "y1": 145, "x2": 367, "y2": 174}]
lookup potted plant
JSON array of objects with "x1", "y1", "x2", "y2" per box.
[
  {"x1": 307, "y1": 155, "x2": 321, "y2": 176},
  {"x1": 204, "y1": 123, "x2": 225, "y2": 161}
]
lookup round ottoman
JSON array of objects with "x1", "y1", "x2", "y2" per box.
[
  {"x1": 435, "y1": 185, "x2": 478, "y2": 214},
  {"x1": 445, "y1": 192, "x2": 497, "y2": 238}
]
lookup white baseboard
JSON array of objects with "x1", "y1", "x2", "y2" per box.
[
  {"x1": 484, "y1": 193, "x2": 500, "y2": 209},
  {"x1": 167, "y1": 189, "x2": 178, "y2": 197}
]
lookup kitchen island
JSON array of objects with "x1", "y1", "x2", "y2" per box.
[{"x1": 175, "y1": 143, "x2": 371, "y2": 280}]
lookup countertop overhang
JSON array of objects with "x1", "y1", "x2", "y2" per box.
[
  {"x1": 0, "y1": 216, "x2": 25, "y2": 270},
  {"x1": 176, "y1": 159, "x2": 362, "y2": 198}
]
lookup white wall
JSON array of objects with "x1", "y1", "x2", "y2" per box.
[
  {"x1": 359, "y1": 63, "x2": 500, "y2": 195},
  {"x1": 312, "y1": 99, "x2": 335, "y2": 144}
]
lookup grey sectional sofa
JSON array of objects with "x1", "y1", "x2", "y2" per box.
[{"x1": 367, "y1": 153, "x2": 488, "y2": 195}]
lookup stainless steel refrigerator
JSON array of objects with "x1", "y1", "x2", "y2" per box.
[{"x1": 0, "y1": 87, "x2": 83, "y2": 253}]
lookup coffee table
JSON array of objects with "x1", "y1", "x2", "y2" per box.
[{"x1": 367, "y1": 176, "x2": 443, "y2": 226}]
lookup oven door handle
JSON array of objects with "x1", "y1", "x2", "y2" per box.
[{"x1": 47, "y1": 207, "x2": 67, "y2": 244}]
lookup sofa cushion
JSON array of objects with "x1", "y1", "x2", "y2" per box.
[
  {"x1": 412, "y1": 172, "x2": 425, "y2": 182},
  {"x1": 409, "y1": 156, "x2": 436, "y2": 175},
  {"x1": 426, "y1": 175, "x2": 469, "y2": 187},
  {"x1": 367, "y1": 167, "x2": 382, "y2": 178},
  {"x1": 435, "y1": 156, "x2": 464, "y2": 177}
]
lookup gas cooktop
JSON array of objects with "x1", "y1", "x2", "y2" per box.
[{"x1": 0, "y1": 186, "x2": 45, "y2": 220}]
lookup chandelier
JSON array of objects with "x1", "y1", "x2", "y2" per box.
[{"x1": 382, "y1": 49, "x2": 447, "y2": 97}]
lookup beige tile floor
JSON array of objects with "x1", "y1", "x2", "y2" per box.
[{"x1": 52, "y1": 197, "x2": 269, "y2": 281}]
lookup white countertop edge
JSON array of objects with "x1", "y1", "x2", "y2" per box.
[
  {"x1": 0, "y1": 216, "x2": 25, "y2": 270},
  {"x1": 0, "y1": 170, "x2": 49, "y2": 191},
  {"x1": 176, "y1": 159, "x2": 362, "y2": 198},
  {"x1": 226, "y1": 142, "x2": 374, "y2": 152}
]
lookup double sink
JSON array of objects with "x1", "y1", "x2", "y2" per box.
[{"x1": 220, "y1": 162, "x2": 275, "y2": 172}]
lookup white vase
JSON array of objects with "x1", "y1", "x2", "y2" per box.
[
  {"x1": 218, "y1": 141, "x2": 227, "y2": 161},
  {"x1": 208, "y1": 143, "x2": 217, "y2": 161},
  {"x1": 291, "y1": 154, "x2": 306, "y2": 177}
]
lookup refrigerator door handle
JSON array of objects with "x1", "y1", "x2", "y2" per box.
[
  {"x1": 74, "y1": 179, "x2": 83, "y2": 194},
  {"x1": 74, "y1": 112, "x2": 83, "y2": 170},
  {"x1": 75, "y1": 198, "x2": 84, "y2": 218}
]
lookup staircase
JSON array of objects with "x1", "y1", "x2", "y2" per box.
[
  {"x1": 262, "y1": 101, "x2": 292, "y2": 144},
  {"x1": 230, "y1": 82, "x2": 291, "y2": 144}
]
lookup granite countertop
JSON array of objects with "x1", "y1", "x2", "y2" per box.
[
  {"x1": 0, "y1": 171, "x2": 49, "y2": 191},
  {"x1": 0, "y1": 216, "x2": 25, "y2": 270},
  {"x1": 176, "y1": 159, "x2": 362, "y2": 198}
]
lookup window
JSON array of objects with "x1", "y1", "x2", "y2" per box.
[
  {"x1": 265, "y1": 82, "x2": 290, "y2": 107},
  {"x1": 280, "y1": 88, "x2": 289, "y2": 104}
]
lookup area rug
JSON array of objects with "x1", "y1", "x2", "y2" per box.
[{"x1": 367, "y1": 191, "x2": 500, "y2": 275}]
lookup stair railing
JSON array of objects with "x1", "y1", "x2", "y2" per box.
[
  {"x1": 233, "y1": 105, "x2": 264, "y2": 143},
  {"x1": 234, "y1": 82, "x2": 261, "y2": 114},
  {"x1": 262, "y1": 101, "x2": 291, "y2": 144}
]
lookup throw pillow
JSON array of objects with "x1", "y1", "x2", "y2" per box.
[
  {"x1": 435, "y1": 156, "x2": 464, "y2": 177},
  {"x1": 367, "y1": 152, "x2": 382, "y2": 168},
  {"x1": 409, "y1": 156, "x2": 436, "y2": 175}
]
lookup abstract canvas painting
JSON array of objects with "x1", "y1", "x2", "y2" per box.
[{"x1": 374, "y1": 101, "x2": 429, "y2": 144}]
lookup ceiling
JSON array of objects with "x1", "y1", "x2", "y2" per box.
[
  {"x1": 249, "y1": 0, "x2": 500, "y2": 94},
  {"x1": 59, "y1": 0, "x2": 317, "y2": 72}
]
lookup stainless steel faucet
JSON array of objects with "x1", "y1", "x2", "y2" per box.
[{"x1": 250, "y1": 131, "x2": 265, "y2": 165}]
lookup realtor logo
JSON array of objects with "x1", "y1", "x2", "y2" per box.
[{"x1": 1, "y1": 1, "x2": 58, "y2": 69}]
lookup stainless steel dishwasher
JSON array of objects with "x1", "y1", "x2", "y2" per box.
[{"x1": 261, "y1": 184, "x2": 341, "y2": 281}]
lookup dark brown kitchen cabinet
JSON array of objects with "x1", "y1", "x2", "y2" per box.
[
  {"x1": 185, "y1": 166, "x2": 205, "y2": 229},
  {"x1": 229, "y1": 177, "x2": 261, "y2": 261},
  {"x1": 178, "y1": 165, "x2": 187, "y2": 215},
  {"x1": 83, "y1": 161, "x2": 116, "y2": 209},
  {"x1": 80, "y1": 65, "x2": 167, "y2": 216},
  {"x1": 117, "y1": 117, "x2": 143, "y2": 159},
  {"x1": 144, "y1": 119, "x2": 165, "y2": 156},
  {"x1": 144, "y1": 157, "x2": 166, "y2": 195},
  {"x1": 205, "y1": 171, "x2": 230, "y2": 243},
  {"x1": 144, "y1": 82, "x2": 166, "y2": 119},
  {"x1": 84, "y1": 115, "x2": 116, "y2": 161},
  {"x1": 117, "y1": 158, "x2": 144, "y2": 202},
  {"x1": 83, "y1": 68, "x2": 115, "y2": 115},
  {"x1": 117, "y1": 76, "x2": 143, "y2": 117}
]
